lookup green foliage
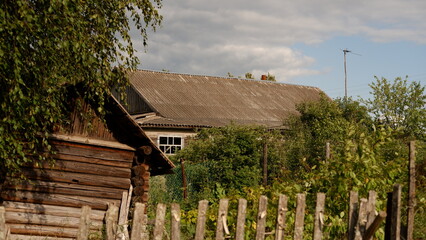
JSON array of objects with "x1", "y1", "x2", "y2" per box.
[
  {"x1": 173, "y1": 124, "x2": 285, "y2": 202},
  {"x1": 283, "y1": 95, "x2": 372, "y2": 170},
  {"x1": 0, "y1": 0, "x2": 162, "y2": 177},
  {"x1": 364, "y1": 76, "x2": 426, "y2": 140}
]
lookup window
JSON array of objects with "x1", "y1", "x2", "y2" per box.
[{"x1": 158, "y1": 136, "x2": 183, "y2": 154}]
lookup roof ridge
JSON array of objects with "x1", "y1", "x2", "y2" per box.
[{"x1": 132, "y1": 69, "x2": 321, "y2": 90}]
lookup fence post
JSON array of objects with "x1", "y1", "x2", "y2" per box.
[
  {"x1": 348, "y1": 191, "x2": 359, "y2": 240},
  {"x1": 325, "y1": 142, "x2": 331, "y2": 160},
  {"x1": 255, "y1": 195, "x2": 268, "y2": 240},
  {"x1": 275, "y1": 194, "x2": 288, "y2": 240},
  {"x1": 77, "y1": 205, "x2": 91, "y2": 240},
  {"x1": 153, "y1": 203, "x2": 167, "y2": 240},
  {"x1": 0, "y1": 206, "x2": 5, "y2": 240},
  {"x1": 180, "y1": 159, "x2": 188, "y2": 200},
  {"x1": 195, "y1": 200, "x2": 209, "y2": 240},
  {"x1": 216, "y1": 199, "x2": 230, "y2": 240},
  {"x1": 235, "y1": 199, "x2": 247, "y2": 240},
  {"x1": 366, "y1": 191, "x2": 377, "y2": 228},
  {"x1": 262, "y1": 142, "x2": 268, "y2": 186},
  {"x1": 294, "y1": 193, "x2": 306, "y2": 240},
  {"x1": 391, "y1": 184, "x2": 402, "y2": 240},
  {"x1": 407, "y1": 141, "x2": 416, "y2": 240},
  {"x1": 355, "y1": 198, "x2": 368, "y2": 240},
  {"x1": 385, "y1": 192, "x2": 393, "y2": 240},
  {"x1": 106, "y1": 203, "x2": 119, "y2": 240},
  {"x1": 171, "y1": 203, "x2": 181, "y2": 240},
  {"x1": 131, "y1": 203, "x2": 147, "y2": 240},
  {"x1": 313, "y1": 193, "x2": 325, "y2": 240}
]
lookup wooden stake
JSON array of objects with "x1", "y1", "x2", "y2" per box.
[
  {"x1": 313, "y1": 193, "x2": 325, "y2": 240},
  {"x1": 106, "y1": 203, "x2": 119, "y2": 240},
  {"x1": 255, "y1": 196, "x2": 268, "y2": 240},
  {"x1": 215, "y1": 199, "x2": 230, "y2": 240},
  {"x1": 275, "y1": 194, "x2": 288, "y2": 240},
  {"x1": 235, "y1": 199, "x2": 247, "y2": 240},
  {"x1": 366, "y1": 190, "x2": 377, "y2": 238},
  {"x1": 355, "y1": 198, "x2": 368, "y2": 240},
  {"x1": 391, "y1": 184, "x2": 402, "y2": 240},
  {"x1": 131, "y1": 203, "x2": 147, "y2": 240},
  {"x1": 294, "y1": 193, "x2": 306, "y2": 240},
  {"x1": 180, "y1": 159, "x2": 188, "y2": 200},
  {"x1": 0, "y1": 206, "x2": 5, "y2": 240},
  {"x1": 195, "y1": 200, "x2": 209, "y2": 240},
  {"x1": 171, "y1": 203, "x2": 181, "y2": 240},
  {"x1": 77, "y1": 205, "x2": 91, "y2": 240},
  {"x1": 153, "y1": 203, "x2": 167, "y2": 240},
  {"x1": 348, "y1": 191, "x2": 359, "y2": 240},
  {"x1": 325, "y1": 142, "x2": 331, "y2": 160},
  {"x1": 262, "y1": 142, "x2": 268, "y2": 186},
  {"x1": 407, "y1": 141, "x2": 416, "y2": 240}
]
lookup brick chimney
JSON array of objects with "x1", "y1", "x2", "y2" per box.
[{"x1": 261, "y1": 75, "x2": 267, "y2": 80}]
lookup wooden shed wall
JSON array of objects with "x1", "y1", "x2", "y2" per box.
[{"x1": 1, "y1": 139, "x2": 136, "y2": 239}]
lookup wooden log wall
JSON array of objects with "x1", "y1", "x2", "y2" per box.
[{"x1": 1, "y1": 139, "x2": 136, "y2": 239}]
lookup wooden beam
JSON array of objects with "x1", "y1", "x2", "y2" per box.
[
  {"x1": 195, "y1": 200, "x2": 209, "y2": 240},
  {"x1": 407, "y1": 141, "x2": 416, "y2": 240},
  {"x1": 275, "y1": 194, "x2": 288, "y2": 240},
  {"x1": 235, "y1": 199, "x2": 247, "y2": 240},
  {"x1": 255, "y1": 196, "x2": 268, "y2": 240}
]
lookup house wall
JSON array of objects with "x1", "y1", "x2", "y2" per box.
[
  {"x1": 142, "y1": 127, "x2": 197, "y2": 149},
  {"x1": 0, "y1": 136, "x2": 149, "y2": 239}
]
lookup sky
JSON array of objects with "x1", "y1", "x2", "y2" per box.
[{"x1": 132, "y1": 0, "x2": 426, "y2": 100}]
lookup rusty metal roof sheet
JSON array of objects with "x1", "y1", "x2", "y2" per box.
[{"x1": 129, "y1": 70, "x2": 325, "y2": 128}]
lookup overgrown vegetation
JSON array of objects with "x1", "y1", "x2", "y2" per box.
[
  {"x1": 149, "y1": 77, "x2": 425, "y2": 239},
  {"x1": 0, "y1": 0, "x2": 163, "y2": 178}
]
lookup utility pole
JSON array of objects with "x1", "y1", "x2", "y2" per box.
[{"x1": 343, "y1": 49, "x2": 349, "y2": 99}]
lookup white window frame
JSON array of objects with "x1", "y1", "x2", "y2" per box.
[{"x1": 158, "y1": 135, "x2": 184, "y2": 155}]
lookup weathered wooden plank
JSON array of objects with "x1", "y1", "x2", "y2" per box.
[
  {"x1": 407, "y1": 141, "x2": 416, "y2": 240},
  {"x1": 215, "y1": 199, "x2": 229, "y2": 240},
  {"x1": 106, "y1": 204, "x2": 119, "y2": 240},
  {"x1": 131, "y1": 203, "x2": 148, "y2": 240},
  {"x1": 366, "y1": 190, "x2": 377, "y2": 238},
  {"x1": 195, "y1": 200, "x2": 209, "y2": 240},
  {"x1": 5, "y1": 212, "x2": 102, "y2": 229},
  {"x1": 53, "y1": 153, "x2": 131, "y2": 168},
  {"x1": 355, "y1": 198, "x2": 368, "y2": 240},
  {"x1": 153, "y1": 203, "x2": 167, "y2": 240},
  {"x1": 0, "y1": 206, "x2": 5, "y2": 240},
  {"x1": 77, "y1": 206, "x2": 91, "y2": 240},
  {"x1": 313, "y1": 193, "x2": 325, "y2": 240},
  {"x1": 235, "y1": 199, "x2": 247, "y2": 240},
  {"x1": 7, "y1": 224, "x2": 78, "y2": 238},
  {"x1": 294, "y1": 193, "x2": 306, "y2": 240},
  {"x1": 4, "y1": 180, "x2": 124, "y2": 200},
  {"x1": 171, "y1": 203, "x2": 181, "y2": 240},
  {"x1": 9, "y1": 234, "x2": 73, "y2": 240},
  {"x1": 2, "y1": 191, "x2": 120, "y2": 210},
  {"x1": 275, "y1": 194, "x2": 288, "y2": 240},
  {"x1": 3, "y1": 201, "x2": 105, "y2": 221},
  {"x1": 51, "y1": 140, "x2": 134, "y2": 162},
  {"x1": 29, "y1": 159, "x2": 131, "y2": 178},
  {"x1": 363, "y1": 211, "x2": 387, "y2": 240},
  {"x1": 391, "y1": 184, "x2": 402, "y2": 240},
  {"x1": 18, "y1": 168, "x2": 131, "y2": 189},
  {"x1": 255, "y1": 195, "x2": 268, "y2": 240},
  {"x1": 348, "y1": 191, "x2": 359, "y2": 240}
]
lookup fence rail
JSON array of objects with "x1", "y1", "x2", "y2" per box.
[{"x1": 1, "y1": 185, "x2": 408, "y2": 240}]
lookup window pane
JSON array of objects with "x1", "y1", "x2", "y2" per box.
[
  {"x1": 159, "y1": 137, "x2": 167, "y2": 145},
  {"x1": 160, "y1": 146, "x2": 165, "y2": 152},
  {"x1": 174, "y1": 137, "x2": 181, "y2": 145},
  {"x1": 168, "y1": 137, "x2": 174, "y2": 144}
]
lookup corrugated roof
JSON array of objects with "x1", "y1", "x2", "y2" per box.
[{"x1": 129, "y1": 70, "x2": 325, "y2": 128}]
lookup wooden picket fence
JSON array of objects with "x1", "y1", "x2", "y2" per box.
[{"x1": 1, "y1": 184, "x2": 407, "y2": 240}]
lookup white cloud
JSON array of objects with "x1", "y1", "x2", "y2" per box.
[{"x1": 134, "y1": 0, "x2": 426, "y2": 81}]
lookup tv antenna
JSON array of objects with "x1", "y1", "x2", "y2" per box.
[{"x1": 342, "y1": 48, "x2": 361, "y2": 99}]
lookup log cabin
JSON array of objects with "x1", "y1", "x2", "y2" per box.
[{"x1": 0, "y1": 95, "x2": 174, "y2": 239}]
